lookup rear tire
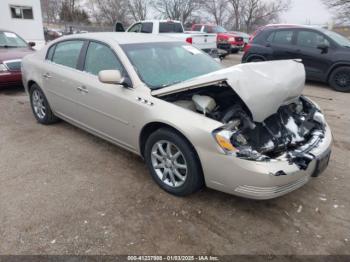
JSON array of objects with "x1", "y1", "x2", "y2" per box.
[
  {"x1": 144, "y1": 128, "x2": 204, "y2": 196},
  {"x1": 29, "y1": 84, "x2": 59, "y2": 124},
  {"x1": 329, "y1": 66, "x2": 350, "y2": 92}
]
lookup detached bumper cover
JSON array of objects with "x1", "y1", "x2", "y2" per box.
[{"x1": 201, "y1": 124, "x2": 332, "y2": 200}]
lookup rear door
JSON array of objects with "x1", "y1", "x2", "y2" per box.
[
  {"x1": 295, "y1": 29, "x2": 334, "y2": 80},
  {"x1": 43, "y1": 40, "x2": 86, "y2": 122},
  {"x1": 267, "y1": 29, "x2": 297, "y2": 60}
]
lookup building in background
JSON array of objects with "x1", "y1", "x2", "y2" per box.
[{"x1": 0, "y1": 0, "x2": 45, "y2": 49}]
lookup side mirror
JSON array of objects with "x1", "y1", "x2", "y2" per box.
[
  {"x1": 28, "y1": 41, "x2": 36, "y2": 47},
  {"x1": 98, "y1": 70, "x2": 122, "y2": 84},
  {"x1": 317, "y1": 43, "x2": 329, "y2": 53}
]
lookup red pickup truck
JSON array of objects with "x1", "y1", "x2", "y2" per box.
[{"x1": 191, "y1": 24, "x2": 244, "y2": 53}]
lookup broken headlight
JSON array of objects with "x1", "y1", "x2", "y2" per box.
[{"x1": 213, "y1": 127, "x2": 267, "y2": 161}]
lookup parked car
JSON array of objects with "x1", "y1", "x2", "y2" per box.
[
  {"x1": 44, "y1": 28, "x2": 63, "y2": 42},
  {"x1": 22, "y1": 33, "x2": 332, "y2": 199},
  {"x1": 119, "y1": 20, "x2": 217, "y2": 55},
  {"x1": 230, "y1": 31, "x2": 251, "y2": 46},
  {"x1": 242, "y1": 24, "x2": 350, "y2": 92},
  {"x1": 0, "y1": 30, "x2": 35, "y2": 88},
  {"x1": 191, "y1": 24, "x2": 244, "y2": 53}
]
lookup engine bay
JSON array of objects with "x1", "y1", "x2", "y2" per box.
[{"x1": 161, "y1": 83, "x2": 326, "y2": 167}]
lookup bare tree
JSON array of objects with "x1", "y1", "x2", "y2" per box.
[
  {"x1": 88, "y1": 0, "x2": 130, "y2": 25},
  {"x1": 241, "y1": 0, "x2": 290, "y2": 32},
  {"x1": 228, "y1": 0, "x2": 243, "y2": 30},
  {"x1": 152, "y1": 0, "x2": 201, "y2": 24},
  {"x1": 41, "y1": 0, "x2": 63, "y2": 23},
  {"x1": 201, "y1": 0, "x2": 230, "y2": 26},
  {"x1": 128, "y1": 0, "x2": 148, "y2": 21},
  {"x1": 322, "y1": 0, "x2": 350, "y2": 22}
]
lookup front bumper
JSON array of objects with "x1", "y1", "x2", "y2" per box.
[
  {"x1": 201, "y1": 124, "x2": 333, "y2": 200},
  {"x1": 0, "y1": 71, "x2": 22, "y2": 87}
]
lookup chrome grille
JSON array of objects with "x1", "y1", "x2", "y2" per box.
[{"x1": 4, "y1": 59, "x2": 22, "y2": 71}]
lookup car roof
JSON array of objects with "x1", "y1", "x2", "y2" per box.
[
  {"x1": 135, "y1": 20, "x2": 182, "y2": 23},
  {"x1": 58, "y1": 32, "x2": 180, "y2": 44},
  {"x1": 261, "y1": 24, "x2": 325, "y2": 31}
]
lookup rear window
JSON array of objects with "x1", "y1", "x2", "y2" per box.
[
  {"x1": 267, "y1": 30, "x2": 294, "y2": 45},
  {"x1": 141, "y1": 22, "x2": 153, "y2": 33},
  {"x1": 52, "y1": 40, "x2": 84, "y2": 69},
  {"x1": 159, "y1": 22, "x2": 183, "y2": 33},
  {"x1": 192, "y1": 25, "x2": 202, "y2": 31}
]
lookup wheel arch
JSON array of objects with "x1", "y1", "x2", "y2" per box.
[
  {"x1": 246, "y1": 54, "x2": 266, "y2": 62},
  {"x1": 139, "y1": 122, "x2": 204, "y2": 178},
  {"x1": 327, "y1": 63, "x2": 350, "y2": 82},
  {"x1": 27, "y1": 80, "x2": 38, "y2": 93},
  {"x1": 139, "y1": 122, "x2": 195, "y2": 157}
]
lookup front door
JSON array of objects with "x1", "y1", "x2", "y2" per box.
[
  {"x1": 295, "y1": 30, "x2": 334, "y2": 81},
  {"x1": 72, "y1": 41, "x2": 138, "y2": 150}
]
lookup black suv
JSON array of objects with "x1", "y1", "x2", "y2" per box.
[{"x1": 242, "y1": 25, "x2": 350, "y2": 92}]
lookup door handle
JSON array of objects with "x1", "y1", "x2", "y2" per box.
[
  {"x1": 42, "y1": 73, "x2": 52, "y2": 79},
  {"x1": 76, "y1": 86, "x2": 88, "y2": 94}
]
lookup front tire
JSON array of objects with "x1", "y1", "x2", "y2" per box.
[
  {"x1": 29, "y1": 84, "x2": 59, "y2": 124},
  {"x1": 329, "y1": 67, "x2": 350, "y2": 92},
  {"x1": 144, "y1": 128, "x2": 204, "y2": 196}
]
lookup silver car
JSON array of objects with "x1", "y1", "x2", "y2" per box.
[{"x1": 21, "y1": 33, "x2": 332, "y2": 199}]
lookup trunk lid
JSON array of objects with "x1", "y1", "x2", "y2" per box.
[{"x1": 152, "y1": 60, "x2": 306, "y2": 123}]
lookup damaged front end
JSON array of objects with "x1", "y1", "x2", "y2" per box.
[
  {"x1": 154, "y1": 60, "x2": 331, "y2": 174},
  {"x1": 213, "y1": 96, "x2": 327, "y2": 170}
]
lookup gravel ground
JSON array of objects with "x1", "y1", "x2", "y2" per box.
[{"x1": 0, "y1": 54, "x2": 349, "y2": 255}]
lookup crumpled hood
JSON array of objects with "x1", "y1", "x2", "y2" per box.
[{"x1": 152, "y1": 60, "x2": 306, "y2": 122}]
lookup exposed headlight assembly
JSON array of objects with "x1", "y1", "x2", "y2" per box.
[{"x1": 213, "y1": 127, "x2": 266, "y2": 161}]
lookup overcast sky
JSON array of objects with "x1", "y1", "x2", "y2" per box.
[{"x1": 279, "y1": 0, "x2": 332, "y2": 25}]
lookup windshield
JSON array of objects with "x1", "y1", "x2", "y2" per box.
[
  {"x1": 121, "y1": 42, "x2": 222, "y2": 89},
  {"x1": 159, "y1": 22, "x2": 184, "y2": 33},
  {"x1": 323, "y1": 30, "x2": 350, "y2": 47},
  {"x1": 0, "y1": 31, "x2": 28, "y2": 48},
  {"x1": 213, "y1": 26, "x2": 227, "y2": 33}
]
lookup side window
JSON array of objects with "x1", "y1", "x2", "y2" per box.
[
  {"x1": 297, "y1": 30, "x2": 330, "y2": 48},
  {"x1": 52, "y1": 40, "x2": 84, "y2": 68},
  {"x1": 141, "y1": 22, "x2": 153, "y2": 33},
  {"x1": 128, "y1": 23, "x2": 141, "y2": 33},
  {"x1": 266, "y1": 32, "x2": 275, "y2": 42},
  {"x1": 84, "y1": 42, "x2": 124, "y2": 76},
  {"x1": 46, "y1": 45, "x2": 56, "y2": 60},
  {"x1": 271, "y1": 30, "x2": 294, "y2": 45},
  {"x1": 205, "y1": 26, "x2": 213, "y2": 33}
]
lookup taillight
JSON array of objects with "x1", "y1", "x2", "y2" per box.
[
  {"x1": 186, "y1": 37, "x2": 193, "y2": 44},
  {"x1": 243, "y1": 43, "x2": 252, "y2": 53}
]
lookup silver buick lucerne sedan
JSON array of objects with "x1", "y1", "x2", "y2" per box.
[{"x1": 22, "y1": 33, "x2": 332, "y2": 199}]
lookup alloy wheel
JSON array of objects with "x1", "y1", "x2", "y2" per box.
[
  {"x1": 334, "y1": 71, "x2": 350, "y2": 89},
  {"x1": 151, "y1": 140, "x2": 188, "y2": 188},
  {"x1": 32, "y1": 89, "x2": 46, "y2": 119}
]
